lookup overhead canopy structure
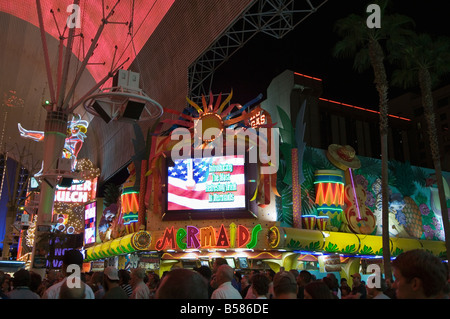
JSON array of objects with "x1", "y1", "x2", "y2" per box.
[{"x1": 0, "y1": 0, "x2": 327, "y2": 182}]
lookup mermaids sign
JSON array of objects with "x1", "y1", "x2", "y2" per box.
[{"x1": 155, "y1": 223, "x2": 262, "y2": 251}]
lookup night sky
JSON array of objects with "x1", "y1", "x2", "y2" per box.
[{"x1": 211, "y1": 0, "x2": 450, "y2": 110}]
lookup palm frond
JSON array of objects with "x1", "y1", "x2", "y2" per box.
[
  {"x1": 390, "y1": 32, "x2": 450, "y2": 90},
  {"x1": 388, "y1": 160, "x2": 416, "y2": 196}
]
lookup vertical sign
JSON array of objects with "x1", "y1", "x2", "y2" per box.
[{"x1": 84, "y1": 201, "x2": 96, "y2": 245}]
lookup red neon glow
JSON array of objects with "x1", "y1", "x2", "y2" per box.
[
  {"x1": 294, "y1": 72, "x2": 323, "y2": 82},
  {"x1": 121, "y1": 192, "x2": 139, "y2": 234},
  {"x1": 0, "y1": 1, "x2": 175, "y2": 83},
  {"x1": 315, "y1": 182, "x2": 345, "y2": 207},
  {"x1": 319, "y1": 98, "x2": 411, "y2": 122},
  {"x1": 121, "y1": 192, "x2": 139, "y2": 213}
]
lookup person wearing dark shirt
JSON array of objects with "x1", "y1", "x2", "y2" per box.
[
  {"x1": 343, "y1": 273, "x2": 367, "y2": 299},
  {"x1": 118, "y1": 269, "x2": 133, "y2": 297},
  {"x1": 296, "y1": 270, "x2": 312, "y2": 299},
  {"x1": 103, "y1": 266, "x2": 128, "y2": 299}
]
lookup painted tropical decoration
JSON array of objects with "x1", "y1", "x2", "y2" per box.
[
  {"x1": 388, "y1": 161, "x2": 424, "y2": 239},
  {"x1": 276, "y1": 103, "x2": 307, "y2": 228},
  {"x1": 281, "y1": 145, "x2": 449, "y2": 242}
]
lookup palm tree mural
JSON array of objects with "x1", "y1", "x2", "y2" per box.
[
  {"x1": 333, "y1": 1, "x2": 413, "y2": 280},
  {"x1": 390, "y1": 33, "x2": 450, "y2": 270}
]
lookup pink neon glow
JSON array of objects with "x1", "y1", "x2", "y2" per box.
[
  {"x1": 319, "y1": 98, "x2": 412, "y2": 122},
  {"x1": 0, "y1": 1, "x2": 174, "y2": 83},
  {"x1": 348, "y1": 168, "x2": 361, "y2": 220}
]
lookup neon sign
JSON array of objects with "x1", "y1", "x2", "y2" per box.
[
  {"x1": 18, "y1": 114, "x2": 89, "y2": 164},
  {"x1": 155, "y1": 223, "x2": 262, "y2": 251},
  {"x1": 54, "y1": 179, "x2": 97, "y2": 203},
  {"x1": 248, "y1": 109, "x2": 266, "y2": 128}
]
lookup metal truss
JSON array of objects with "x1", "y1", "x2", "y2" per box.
[{"x1": 187, "y1": 0, "x2": 328, "y2": 104}]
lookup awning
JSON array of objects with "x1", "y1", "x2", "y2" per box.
[
  {"x1": 84, "y1": 230, "x2": 152, "y2": 261},
  {"x1": 0, "y1": 261, "x2": 26, "y2": 273},
  {"x1": 272, "y1": 226, "x2": 446, "y2": 258}
]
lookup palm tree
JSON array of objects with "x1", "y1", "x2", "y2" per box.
[
  {"x1": 333, "y1": 1, "x2": 413, "y2": 280},
  {"x1": 390, "y1": 33, "x2": 450, "y2": 272}
]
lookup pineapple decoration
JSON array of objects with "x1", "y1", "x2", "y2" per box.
[{"x1": 389, "y1": 161, "x2": 423, "y2": 239}]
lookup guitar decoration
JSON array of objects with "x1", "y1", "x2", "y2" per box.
[
  {"x1": 342, "y1": 169, "x2": 376, "y2": 234},
  {"x1": 326, "y1": 144, "x2": 376, "y2": 235}
]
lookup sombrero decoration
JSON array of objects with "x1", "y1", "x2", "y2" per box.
[{"x1": 326, "y1": 144, "x2": 361, "y2": 171}]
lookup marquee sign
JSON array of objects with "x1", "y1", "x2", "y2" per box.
[{"x1": 155, "y1": 223, "x2": 262, "y2": 251}]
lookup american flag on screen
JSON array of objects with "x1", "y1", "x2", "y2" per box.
[{"x1": 167, "y1": 155, "x2": 246, "y2": 210}]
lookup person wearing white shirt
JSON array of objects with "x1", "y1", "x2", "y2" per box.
[
  {"x1": 211, "y1": 265, "x2": 242, "y2": 299},
  {"x1": 130, "y1": 268, "x2": 151, "y2": 299},
  {"x1": 42, "y1": 250, "x2": 94, "y2": 299}
]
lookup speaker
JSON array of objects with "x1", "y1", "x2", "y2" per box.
[
  {"x1": 59, "y1": 177, "x2": 73, "y2": 188},
  {"x1": 122, "y1": 99, "x2": 145, "y2": 120},
  {"x1": 113, "y1": 69, "x2": 140, "y2": 89},
  {"x1": 91, "y1": 100, "x2": 112, "y2": 123}
]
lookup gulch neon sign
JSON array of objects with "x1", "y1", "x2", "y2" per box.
[
  {"x1": 54, "y1": 179, "x2": 97, "y2": 203},
  {"x1": 155, "y1": 223, "x2": 262, "y2": 251}
]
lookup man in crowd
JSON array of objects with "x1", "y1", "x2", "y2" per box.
[
  {"x1": 156, "y1": 268, "x2": 208, "y2": 299},
  {"x1": 391, "y1": 249, "x2": 448, "y2": 299},
  {"x1": 211, "y1": 264, "x2": 242, "y2": 299},
  {"x1": 342, "y1": 273, "x2": 367, "y2": 299},
  {"x1": 130, "y1": 268, "x2": 150, "y2": 299},
  {"x1": 273, "y1": 271, "x2": 297, "y2": 299},
  {"x1": 42, "y1": 249, "x2": 94, "y2": 299},
  {"x1": 103, "y1": 266, "x2": 128, "y2": 299}
]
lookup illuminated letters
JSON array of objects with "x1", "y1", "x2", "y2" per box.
[
  {"x1": 216, "y1": 224, "x2": 230, "y2": 247},
  {"x1": 156, "y1": 227, "x2": 176, "y2": 250},
  {"x1": 200, "y1": 226, "x2": 216, "y2": 247},
  {"x1": 247, "y1": 224, "x2": 262, "y2": 249},
  {"x1": 176, "y1": 228, "x2": 187, "y2": 250},
  {"x1": 229, "y1": 223, "x2": 237, "y2": 248},
  {"x1": 238, "y1": 225, "x2": 250, "y2": 247},
  {"x1": 155, "y1": 224, "x2": 261, "y2": 250},
  {"x1": 187, "y1": 226, "x2": 200, "y2": 249}
]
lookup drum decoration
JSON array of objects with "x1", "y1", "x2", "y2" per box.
[
  {"x1": 302, "y1": 215, "x2": 317, "y2": 230},
  {"x1": 314, "y1": 170, "x2": 345, "y2": 231},
  {"x1": 316, "y1": 216, "x2": 329, "y2": 231},
  {"x1": 122, "y1": 162, "x2": 140, "y2": 234},
  {"x1": 121, "y1": 191, "x2": 140, "y2": 234}
]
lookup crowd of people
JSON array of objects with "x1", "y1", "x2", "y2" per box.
[{"x1": 1, "y1": 249, "x2": 449, "y2": 299}]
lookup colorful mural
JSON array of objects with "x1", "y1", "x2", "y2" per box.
[{"x1": 290, "y1": 145, "x2": 450, "y2": 242}]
